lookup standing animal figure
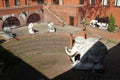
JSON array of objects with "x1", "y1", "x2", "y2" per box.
[
  {"x1": 48, "y1": 22, "x2": 56, "y2": 32},
  {"x1": 65, "y1": 36, "x2": 107, "y2": 70},
  {"x1": 28, "y1": 23, "x2": 35, "y2": 34}
]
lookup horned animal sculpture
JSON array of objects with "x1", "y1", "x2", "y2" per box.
[{"x1": 65, "y1": 36, "x2": 107, "y2": 70}]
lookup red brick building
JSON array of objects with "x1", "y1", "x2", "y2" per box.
[
  {"x1": 0, "y1": 0, "x2": 120, "y2": 30},
  {"x1": 45, "y1": 0, "x2": 120, "y2": 27},
  {"x1": 0, "y1": 0, "x2": 44, "y2": 30}
]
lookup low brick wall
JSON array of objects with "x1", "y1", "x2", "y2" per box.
[{"x1": 87, "y1": 26, "x2": 120, "y2": 42}]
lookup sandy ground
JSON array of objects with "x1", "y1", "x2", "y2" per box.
[{"x1": 0, "y1": 22, "x2": 120, "y2": 80}]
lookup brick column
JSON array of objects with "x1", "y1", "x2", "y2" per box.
[
  {"x1": 69, "y1": 33, "x2": 73, "y2": 47},
  {"x1": 81, "y1": 24, "x2": 86, "y2": 39}
]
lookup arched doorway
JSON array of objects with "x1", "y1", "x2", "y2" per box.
[
  {"x1": 27, "y1": 13, "x2": 41, "y2": 24},
  {"x1": 2, "y1": 17, "x2": 20, "y2": 29}
]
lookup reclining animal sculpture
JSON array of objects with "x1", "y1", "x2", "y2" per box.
[
  {"x1": 3, "y1": 27, "x2": 16, "y2": 38},
  {"x1": 65, "y1": 36, "x2": 108, "y2": 70}
]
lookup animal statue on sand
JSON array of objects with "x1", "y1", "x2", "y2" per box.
[{"x1": 65, "y1": 36, "x2": 108, "y2": 70}]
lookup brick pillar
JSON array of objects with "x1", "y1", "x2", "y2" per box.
[
  {"x1": 81, "y1": 24, "x2": 86, "y2": 39},
  {"x1": 69, "y1": 33, "x2": 73, "y2": 47}
]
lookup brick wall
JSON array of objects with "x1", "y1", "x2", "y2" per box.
[
  {"x1": 9, "y1": 0, "x2": 15, "y2": 7},
  {"x1": 0, "y1": 0, "x2": 40, "y2": 8},
  {"x1": 43, "y1": 5, "x2": 64, "y2": 26},
  {"x1": 64, "y1": 0, "x2": 79, "y2": 5},
  {"x1": 0, "y1": 0, "x2": 3, "y2": 8},
  {"x1": 0, "y1": 5, "x2": 43, "y2": 15},
  {"x1": 87, "y1": 26, "x2": 120, "y2": 42},
  {"x1": 110, "y1": 7, "x2": 120, "y2": 28},
  {"x1": 49, "y1": 5, "x2": 79, "y2": 26},
  {"x1": 0, "y1": 0, "x2": 120, "y2": 27}
]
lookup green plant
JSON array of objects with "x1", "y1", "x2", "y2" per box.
[{"x1": 108, "y1": 13, "x2": 115, "y2": 32}]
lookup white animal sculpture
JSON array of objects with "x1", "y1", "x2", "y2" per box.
[
  {"x1": 65, "y1": 36, "x2": 98, "y2": 66},
  {"x1": 90, "y1": 20, "x2": 108, "y2": 29},
  {"x1": 48, "y1": 22, "x2": 56, "y2": 32},
  {"x1": 65, "y1": 36, "x2": 107, "y2": 70},
  {"x1": 90, "y1": 20, "x2": 98, "y2": 27},
  {"x1": 3, "y1": 27, "x2": 16, "y2": 38},
  {"x1": 28, "y1": 23, "x2": 35, "y2": 34}
]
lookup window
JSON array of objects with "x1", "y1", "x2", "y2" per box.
[
  {"x1": 14, "y1": 0, "x2": 20, "y2": 6},
  {"x1": 38, "y1": 0, "x2": 44, "y2": 4},
  {"x1": 115, "y1": 0, "x2": 120, "y2": 6},
  {"x1": 90, "y1": 0, "x2": 95, "y2": 5},
  {"x1": 102, "y1": 0, "x2": 108, "y2": 5},
  {"x1": 80, "y1": 0, "x2": 84, "y2": 5},
  {"x1": 5, "y1": 0, "x2": 10, "y2": 7},
  {"x1": 53, "y1": 0, "x2": 59, "y2": 5}
]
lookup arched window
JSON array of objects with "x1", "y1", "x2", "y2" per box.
[{"x1": 115, "y1": 0, "x2": 120, "y2": 7}]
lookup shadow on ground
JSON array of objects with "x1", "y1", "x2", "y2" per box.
[
  {"x1": 0, "y1": 40, "x2": 120, "y2": 80},
  {"x1": 52, "y1": 43, "x2": 120, "y2": 80},
  {"x1": 0, "y1": 42, "x2": 49, "y2": 80}
]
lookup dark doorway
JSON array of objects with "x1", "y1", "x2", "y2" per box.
[{"x1": 70, "y1": 16, "x2": 74, "y2": 26}]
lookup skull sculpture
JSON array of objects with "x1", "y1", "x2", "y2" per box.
[{"x1": 65, "y1": 36, "x2": 107, "y2": 70}]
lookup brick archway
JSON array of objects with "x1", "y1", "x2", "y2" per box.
[
  {"x1": 2, "y1": 16, "x2": 20, "y2": 29},
  {"x1": 27, "y1": 13, "x2": 41, "y2": 24}
]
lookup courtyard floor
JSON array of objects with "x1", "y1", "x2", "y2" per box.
[{"x1": 0, "y1": 22, "x2": 120, "y2": 80}]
